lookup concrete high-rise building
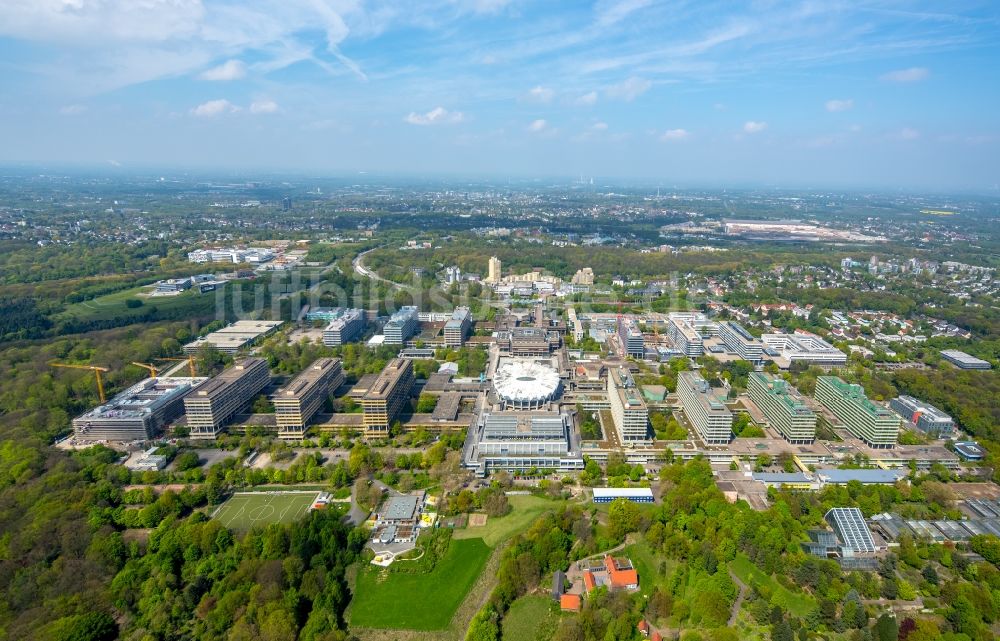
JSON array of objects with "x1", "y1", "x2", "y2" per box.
[
  {"x1": 607, "y1": 368, "x2": 650, "y2": 443},
  {"x1": 322, "y1": 308, "x2": 366, "y2": 346},
  {"x1": 617, "y1": 317, "x2": 645, "y2": 358},
  {"x1": 487, "y1": 256, "x2": 502, "y2": 284},
  {"x1": 444, "y1": 307, "x2": 472, "y2": 347},
  {"x1": 571, "y1": 267, "x2": 594, "y2": 285},
  {"x1": 667, "y1": 312, "x2": 717, "y2": 358},
  {"x1": 361, "y1": 358, "x2": 415, "y2": 435},
  {"x1": 281, "y1": 197, "x2": 292, "y2": 211},
  {"x1": 677, "y1": 371, "x2": 732, "y2": 444},
  {"x1": 383, "y1": 306, "x2": 419, "y2": 345},
  {"x1": 274, "y1": 358, "x2": 344, "y2": 439},
  {"x1": 184, "y1": 358, "x2": 271, "y2": 439},
  {"x1": 717, "y1": 321, "x2": 763, "y2": 362},
  {"x1": 815, "y1": 376, "x2": 899, "y2": 448},
  {"x1": 747, "y1": 372, "x2": 816, "y2": 444}
]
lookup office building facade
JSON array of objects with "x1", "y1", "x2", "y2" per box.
[
  {"x1": 184, "y1": 358, "x2": 271, "y2": 439},
  {"x1": 677, "y1": 371, "x2": 732, "y2": 444},
  {"x1": 889, "y1": 395, "x2": 954, "y2": 438},
  {"x1": 361, "y1": 358, "x2": 415, "y2": 434},
  {"x1": 667, "y1": 312, "x2": 717, "y2": 357},
  {"x1": 322, "y1": 308, "x2": 366, "y2": 346},
  {"x1": 383, "y1": 306, "x2": 419, "y2": 345},
  {"x1": 747, "y1": 372, "x2": 816, "y2": 443},
  {"x1": 444, "y1": 307, "x2": 472, "y2": 347},
  {"x1": 618, "y1": 317, "x2": 645, "y2": 358},
  {"x1": 274, "y1": 358, "x2": 344, "y2": 439},
  {"x1": 608, "y1": 367, "x2": 650, "y2": 443},
  {"x1": 718, "y1": 321, "x2": 763, "y2": 362},
  {"x1": 815, "y1": 376, "x2": 899, "y2": 448}
]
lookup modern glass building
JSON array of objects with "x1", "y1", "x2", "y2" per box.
[
  {"x1": 747, "y1": 372, "x2": 816, "y2": 443},
  {"x1": 815, "y1": 376, "x2": 899, "y2": 448}
]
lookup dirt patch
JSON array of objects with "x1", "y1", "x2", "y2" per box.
[{"x1": 468, "y1": 513, "x2": 488, "y2": 528}]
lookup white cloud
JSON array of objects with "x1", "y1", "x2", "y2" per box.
[
  {"x1": 250, "y1": 100, "x2": 279, "y2": 114},
  {"x1": 59, "y1": 104, "x2": 86, "y2": 115},
  {"x1": 591, "y1": 122, "x2": 608, "y2": 131},
  {"x1": 527, "y1": 119, "x2": 548, "y2": 132},
  {"x1": 660, "y1": 128, "x2": 690, "y2": 141},
  {"x1": 825, "y1": 99, "x2": 853, "y2": 112},
  {"x1": 524, "y1": 85, "x2": 554, "y2": 103},
  {"x1": 605, "y1": 76, "x2": 651, "y2": 101},
  {"x1": 404, "y1": 107, "x2": 465, "y2": 125},
  {"x1": 595, "y1": 0, "x2": 653, "y2": 27},
  {"x1": 743, "y1": 121, "x2": 767, "y2": 134},
  {"x1": 881, "y1": 67, "x2": 929, "y2": 83},
  {"x1": 191, "y1": 99, "x2": 240, "y2": 117},
  {"x1": 575, "y1": 91, "x2": 598, "y2": 106},
  {"x1": 897, "y1": 127, "x2": 921, "y2": 140},
  {"x1": 200, "y1": 59, "x2": 247, "y2": 81}
]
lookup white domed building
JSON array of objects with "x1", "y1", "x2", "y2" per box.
[{"x1": 493, "y1": 359, "x2": 562, "y2": 410}]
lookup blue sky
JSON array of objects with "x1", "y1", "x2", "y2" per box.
[{"x1": 1, "y1": 0, "x2": 999, "y2": 189}]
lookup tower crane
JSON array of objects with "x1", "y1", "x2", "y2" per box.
[
  {"x1": 131, "y1": 362, "x2": 159, "y2": 378},
  {"x1": 158, "y1": 356, "x2": 197, "y2": 377},
  {"x1": 50, "y1": 363, "x2": 111, "y2": 403}
]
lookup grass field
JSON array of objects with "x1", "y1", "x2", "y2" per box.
[
  {"x1": 453, "y1": 494, "x2": 561, "y2": 547},
  {"x1": 730, "y1": 554, "x2": 816, "y2": 617},
  {"x1": 624, "y1": 540, "x2": 675, "y2": 595},
  {"x1": 212, "y1": 491, "x2": 319, "y2": 532},
  {"x1": 501, "y1": 595, "x2": 560, "y2": 641},
  {"x1": 350, "y1": 537, "x2": 492, "y2": 630},
  {"x1": 53, "y1": 285, "x2": 216, "y2": 324}
]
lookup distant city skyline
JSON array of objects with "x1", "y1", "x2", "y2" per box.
[{"x1": 1, "y1": 1, "x2": 999, "y2": 190}]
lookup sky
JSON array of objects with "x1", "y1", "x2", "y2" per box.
[{"x1": 1, "y1": 0, "x2": 999, "y2": 190}]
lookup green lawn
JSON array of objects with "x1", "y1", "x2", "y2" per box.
[
  {"x1": 624, "y1": 540, "x2": 674, "y2": 595},
  {"x1": 502, "y1": 595, "x2": 560, "y2": 641},
  {"x1": 350, "y1": 537, "x2": 492, "y2": 630},
  {"x1": 212, "y1": 491, "x2": 319, "y2": 532},
  {"x1": 454, "y1": 494, "x2": 562, "y2": 547},
  {"x1": 729, "y1": 554, "x2": 816, "y2": 617},
  {"x1": 53, "y1": 285, "x2": 216, "y2": 324}
]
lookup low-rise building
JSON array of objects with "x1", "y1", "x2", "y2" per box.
[
  {"x1": 72, "y1": 377, "x2": 204, "y2": 441},
  {"x1": 940, "y1": 349, "x2": 991, "y2": 370},
  {"x1": 762, "y1": 331, "x2": 847, "y2": 367},
  {"x1": 592, "y1": 487, "x2": 654, "y2": 503},
  {"x1": 888, "y1": 395, "x2": 954, "y2": 438},
  {"x1": 464, "y1": 412, "x2": 583, "y2": 476},
  {"x1": 184, "y1": 320, "x2": 284, "y2": 355}
]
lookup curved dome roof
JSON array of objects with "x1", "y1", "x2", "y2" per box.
[{"x1": 493, "y1": 359, "x2": 561, "y2": 403}]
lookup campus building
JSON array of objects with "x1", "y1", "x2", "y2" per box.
[
  {"x1": 717, "y1": 321, "x2": 763, "y2": 362},
  {"x1": 274, "y1": 358, "x2": 344, "y2": 439},
  {"x1": 495, "y1": 327, "x2": 559, "y2": 356},
  {"x1": 608, "y1": 367, "x2": 650, "y2": 443},
  {"x1": 464, "y1": 412, "x2": 584, "y2": 476},
  {"x1": 618, "y1": 317, "x2": 645, "y2": 358},
  {"x1": 321, "y1": 308, "x2": 366, "y2": 346},
  {"x1": 383, "y1": 306, "x2": 420, "y2": 345},
  {"x1": 940, "y1": 349, "x2": 991, "y2": 370},
  {"x1": 72, "y1": 377, "x2": 204, "y2": 441},
  {"x1": 444, "y1": 307, "x2": 472, "y2": 347},
  {"x1": 361, "y1": 358, "x2": 414, "y2": 434},
  {"x1": 761, "y1": 331, "x2": 847, "y2": 367},
  {"x1": 184, "y1": 358, "x2": 271, "y2": 439},
  {"x1": 667, "y1": 312, "x2": 716, "y2": 357},
  {"x1": 815, "y1": 376, "x2": 899, "y2": 448},
  {"x1": 677, "y1": 370, "x2": 732, "y2": 444},
  {"x1": 183, "y1": 320, "x2": 284, "y2": 355},
  {"x1": 889, "y1": 395, "x2": 954, "y2": 438},
  {"x1": 487, "y1": 256, "x2": 502, "y2": 284},
  {"x1": 747, "y1": 372, "x2": 816, "y2": 444}
]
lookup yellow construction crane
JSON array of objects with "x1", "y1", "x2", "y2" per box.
[
  {"x1": 131, "y1": 362, "x2": 159, "y2": 378},
  {"x1": 158, "y1": 356, "x2": 197, "y2": 377},
  {"x1": 50, "y1": 362, "x2": 111, "y2": 403}
]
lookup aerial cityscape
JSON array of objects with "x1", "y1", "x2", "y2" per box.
[{"x1": 1, "y1": 3, "x2": 999, "y2": 641}]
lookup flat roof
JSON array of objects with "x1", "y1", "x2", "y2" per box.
[
  {"x1": 364, "y1": 358, "x2": 411, "y2": 400},
  {"x1": 277, "y1": 358, "x2": 340, "y2": 398},
  {"x1": 816, "y1": 468, "x2": 904, "y2": 484},
  {"x1": 190, "y1": 358, "x2": 268, "y2": 399},
  {"x1": 941, "y1": 350, "x2": 990, "y2": 366},
  {"x1": 383, "y1": 495, "x2": 420, "y2": 521},
  {"x1": 593, "y1": 487, "x2": 654, "y2": 499}
]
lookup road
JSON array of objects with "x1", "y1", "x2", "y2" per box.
[{"x1": 352, "y1": 246, "x2": 402, "y2": 290}]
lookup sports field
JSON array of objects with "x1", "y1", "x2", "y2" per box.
[{"x1": 212, "y1": 491, "x2": 319, "y2": 532}]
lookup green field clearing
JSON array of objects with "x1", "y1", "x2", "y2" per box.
[
  {"x1": 212, "y1": 491, "x2": 319, "y2": 532},
  {"x1": 729, "y1": 554, "x2": 816, "y2": 617},
  {"x1": 453, "y1": 494, "x2": 562, "y2": 547},
  {"x1": 53, "y1": 285, "x2": 216, "y2": 323},
  {"x1": 350, "y1": 537, "x2": 492, "y2": 630},
  {"x1": 624, "y1": 540, "x2": 675, "y2": 595},
  {"x1": 501, "y1": 595, "x2": 560, "y2": 641}
]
